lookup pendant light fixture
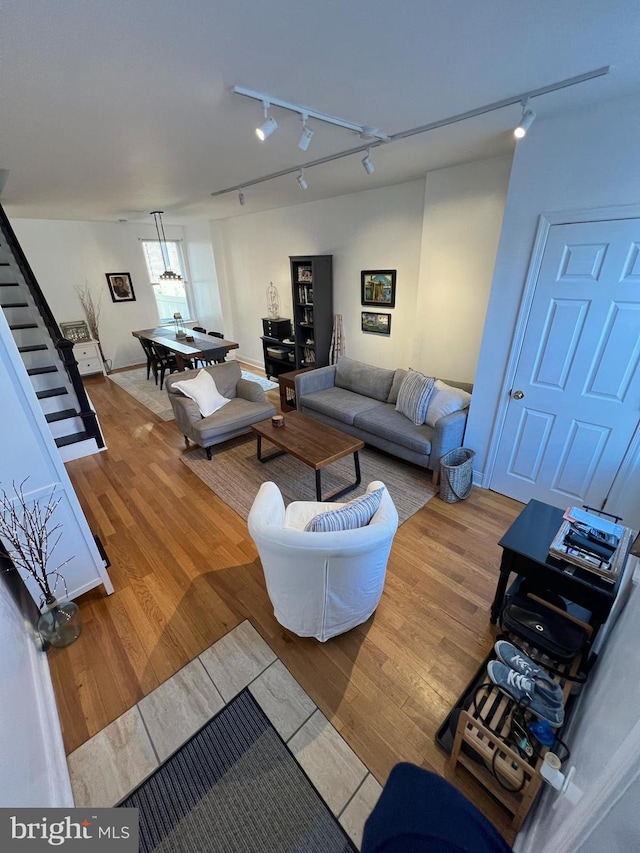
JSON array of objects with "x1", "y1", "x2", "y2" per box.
[{"x1": 150, "y1": 210, "x2": 182, "y2": 281}]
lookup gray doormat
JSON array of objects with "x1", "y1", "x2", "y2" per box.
[{"x1": 119, "y1": 689, "x2": 356, "y2": 852}]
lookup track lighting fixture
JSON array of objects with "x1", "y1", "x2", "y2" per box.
[
  {"x1": 212, "y1": 68, "x2": 609, "y2": 203},
  {"x1": 238, "y1": 189, "x2": 246, "y2": 206},
  {"x1": 150, "y1": 211, "x2": 182, "y2": 280},
  {"x1": 361, "y1": 148, "x2": 374, "y2": 175},
  {"x1": 235, "y1": 86, "x2": 389, "y2": 142},
  {"x1": 256, "y1": 102, "x2": 278, "y2": 141},
  {"x1": 514, "y1": 101, "x2": 536, "y2": 139},
  {"x1": 298, "y1": 116, "x2": 314, "y2": 151},
  {"x1": 296, "y1": 169, "x2": 308, "y2": 190}
]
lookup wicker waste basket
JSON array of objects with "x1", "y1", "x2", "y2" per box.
[{"x1": 439, "y1": 447, "x2": 475, "y2": 503}]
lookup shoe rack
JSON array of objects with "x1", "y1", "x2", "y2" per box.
[{"x1": 447, "y1": 605, "x2": 592, "y2": 830}]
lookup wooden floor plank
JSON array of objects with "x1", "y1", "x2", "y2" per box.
[{"x1": 53, "y1": 367, "x2": 524, "y2": 843}]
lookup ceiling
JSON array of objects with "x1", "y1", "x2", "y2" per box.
[{"x1": 2, "y1": 0, "x2": 639, "y2": 224}]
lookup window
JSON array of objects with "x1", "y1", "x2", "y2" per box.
[{"x1": 141, "y1": 240, "x2": 192, "y2": 323}]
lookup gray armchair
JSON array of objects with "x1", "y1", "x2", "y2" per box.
[{"x1": 165, "y1": 361, "x2": 276, "y2": 458}]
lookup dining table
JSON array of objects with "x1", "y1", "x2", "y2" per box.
[{"x1": 131, "y1": 327, "x2": 239, "y2": 371}]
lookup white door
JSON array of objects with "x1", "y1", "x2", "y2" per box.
[{"x1": 491, "y1": 219, "x2": 640, "y2": 510}]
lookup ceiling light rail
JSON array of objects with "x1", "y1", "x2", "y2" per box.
[
  {"x1": 214, "y1": 67, "x2": 609, "y2": 203},
  {"x1": 233, "y1": 85, "x2": 389, "y2": 142}
]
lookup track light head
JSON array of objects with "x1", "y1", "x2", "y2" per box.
[
  {"x1": 361, "y1": 149, "x2": 374, "y2": 175},
  {"x1": 256, "y1": 115, "x2": 278, "y2": 141},
  {"x1": 238, "y1": 189, "x2": 246, "y2": 206},
  {"x1": 514, "y1": 102, "x2": 536, "y2": 139},
  {"x1": 297, "y1": 169, "x2": 308, "y2": 191},
  {"x1": 298, "y1": 122, "x2": 314, "y2": 151}
]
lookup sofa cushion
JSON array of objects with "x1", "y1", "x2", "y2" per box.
[
  {"x1": 396, "y1": 369, "x2": 435, "y2": 425},
  {"x1": 300, "y1": 387, "x2": 384, "y2": 426},
  {"x1": 171, "y1": 369, "x2": 230, "y2": 417},
  {"x1": 354, "y1": 405, "x2": 433, "y2": 455},
  {"x1": 304, "y1": 488, "x2": 384, "y2": 532},
  {"x1": 335, "y1": 356, "x2": 395, "y2": 403},
  {"x1": 191, "y1": 398, "x2": 275, "y2": 443},
  {"x1": 387, "y1": 368, "x2": 407, "y2": 404},
  {"x1": 425, "y1": 380, "x2": 472, "y2": 427}
]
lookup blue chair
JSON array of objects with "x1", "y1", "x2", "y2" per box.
[{"x1": 362, "y1": 763, "x2": 512, "y2": 853}]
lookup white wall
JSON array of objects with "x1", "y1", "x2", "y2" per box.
[
  {"x1": 7, "y1": 217, "x2": 219, "y2": 370},
  {"x1": 211, "y1": 180, "x2": 426, "y2": 371},
  {"x1": 0, "y1": 571, "x2": 73, "y2": 807},
  {"x1": 182, "y1": 217, "x2": 225, "y2": 334},
  {"x1": 412, "y1": 156, "x2": 511, "y2": 382},
  {"x1": 466, "y1": 92, "x2": 640, "y2": 492},
  {"x1": 211, "y1": 161, "x2": 510, "y2": 380},
  {"x1": 515, "y1": 563, "x2": 640, "y2": 853}
]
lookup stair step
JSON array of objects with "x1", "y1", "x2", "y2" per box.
[
  {"x1": 55, "y1": 431, "x2": 90, "y2": 448},
  {"x1": 18, "y1": 344, "x2": 48, "y2": 353},
  {"x1": 36, "y1": 387, "x2": 69, "y2": 400},
  {"x1": 45, "y1": 408, "x2": 78, "y2": 423},
  {"x1": 1, "y1": 302, "x2": 28, "y2": 308},
  {"x1": 27, "y1": 365, "x2": 58, "y2": 376},
  {"x1": 0, "y1": 281, "x2": 19, "y2": 286},
  {"x1": 9, "y1": 323, "x2": 38, "y2": 330}
]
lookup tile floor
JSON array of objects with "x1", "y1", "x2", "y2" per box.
[{"x1": 67, "y1": 620, "x2": 382, "y2": 850}]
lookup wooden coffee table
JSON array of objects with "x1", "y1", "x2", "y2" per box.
[{"x1": 251, "y1": 411, "x2": 364, "y2": 501}]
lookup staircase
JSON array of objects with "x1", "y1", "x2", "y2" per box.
[{"x1": 0, "y1": 204, "x2": 105, "y2": 461}]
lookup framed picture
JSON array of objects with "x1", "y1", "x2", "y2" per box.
[
  {"x1": 361, "y1": 270, "x2": 396, "y2": 308},
  {"x1": 361, "y1": 311, "x2": 391, "y2": 336},
  {"x1": 60, "y1": 320, "x2": 91, "y2": 344},
  {"x1": 106, "y1": 272, "x2": 136, "y2": 303}
]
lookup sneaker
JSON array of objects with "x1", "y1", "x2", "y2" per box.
[
  {"x1": 495, "y1": 640, "x2": 564, "y2": 703},
  {"x1": 487, "y1": 661, "x2": 565, "y2": 728}
]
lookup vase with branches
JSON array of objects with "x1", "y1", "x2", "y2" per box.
[
  {"x1": 76, "y1": 282, "x2": 111, "y2": 373},
  {"x1": 0, "y1": 479, "x2": 81, "y2": 648}
]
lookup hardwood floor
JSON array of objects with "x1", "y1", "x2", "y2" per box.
[{"x1": 52, "y1": 367, "x2": 523, "y2": 842}]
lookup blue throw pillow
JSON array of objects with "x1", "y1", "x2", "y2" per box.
[{"x1": 304, "y1": 488, "x2": 384, "y2": 532}]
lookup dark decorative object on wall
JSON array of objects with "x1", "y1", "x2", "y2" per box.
[
  {"x1": 106, "y1": 272, "x2": 136, "y2": 303},
  {"x1": 361, "y1": 311, "x2": 391, "y2": 336},
  {"x1": 361, "y1": 270, "x2": 396, "y2": 308}
]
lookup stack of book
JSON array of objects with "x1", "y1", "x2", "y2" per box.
[{"x1": 549, "y1": 507, "x2": 625, "y2": 584}]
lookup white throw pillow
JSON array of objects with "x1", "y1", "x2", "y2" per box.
[
  {"x1": 172, "y1": 370, "x2": 230, "y2": 417},
  {"x1": 395, "y1": 369, "x2": 435, "y2": 426},
  {"x1": 304, "y1": 488, "x2": 384, "y2": 532},
  {"x1": 425, "y1": 380, "x2": 472, "y2": 427}
]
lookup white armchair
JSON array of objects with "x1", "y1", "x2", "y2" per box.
[{"x1": 247, "y1": 480, "x2": 399, "y2": 642}]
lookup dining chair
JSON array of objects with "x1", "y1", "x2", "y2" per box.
[
  {"x1": 138, "y1": 338, "x2": 156, "y2": 381},
  {"x1": 192, "y1": 326, "x2": 207, "y2": 333},
  {"x1": 193, "y1": 330, "x2": 226, "y2": 367},
  {"x1": 149, "y1": 341, "x2": 180, "y2": 389}
]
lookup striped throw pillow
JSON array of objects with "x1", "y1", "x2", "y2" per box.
[
  {"x1": 304, "y1": 488, "x2": 384, "y2": 532},
  {"x1": 395, "y1": 369, "x2": 435, "y2": 425}
]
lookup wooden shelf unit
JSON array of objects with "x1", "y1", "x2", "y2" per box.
[{"x1": 448, "y1": 612, "x2": 590, "y2": 831}]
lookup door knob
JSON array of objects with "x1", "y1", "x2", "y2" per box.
[{"x1": 512, "y1": 390, "x2": 525, "y2": 400}]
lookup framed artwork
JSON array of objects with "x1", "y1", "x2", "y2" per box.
[
  {"x1": 106, "y1": 272, "x2": 136, "y2": 303},
  {"x1": 361, "y1": 269, "x2": 396, "y2": 308},
  {"x1": 60, "y1": 320, "x2": 91, "y2": 343},
  {"x1": 361, "y1": 311, "x2": 391, "y2": 336}
]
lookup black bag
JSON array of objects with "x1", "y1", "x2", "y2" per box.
[{"x1": 501, "y1": 594, "x2": 587, "y2": 663}]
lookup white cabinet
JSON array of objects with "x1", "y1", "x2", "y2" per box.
[{"x1": 73, "y1": 340, "x2": 105, "y2": 376}]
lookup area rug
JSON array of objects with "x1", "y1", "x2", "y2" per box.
[
  {"x1": 108, "y1": 367, "x2": 278, "y2": 422},
  {"x1": 119, "y1": 689, "x2": 356, "y2": 853},
  {"x1": 182, "y1": 438, "x2": 436, "y2": 526}
]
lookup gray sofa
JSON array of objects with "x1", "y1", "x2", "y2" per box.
[
  {"x1": 295, "y1": 357, "x2": 472, "y2": 483},
  {"x1": 166, "y1": 361, "x2": 276, "y2": 458}
]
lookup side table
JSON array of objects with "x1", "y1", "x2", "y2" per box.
[
  {"x1": 278, "y1": 367, "x2": 313, "y2": 413},
  {"x1": 490, "y1": 499, "x2": 635, "y2": 644}
]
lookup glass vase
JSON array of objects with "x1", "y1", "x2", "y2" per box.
[{"x1": 38, "y1": 599, "x2": 82, "y2": 648}]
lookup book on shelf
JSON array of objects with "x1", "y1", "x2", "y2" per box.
[{"x1": 549, "y1": 520, "x2": 619, "y2": 583}]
